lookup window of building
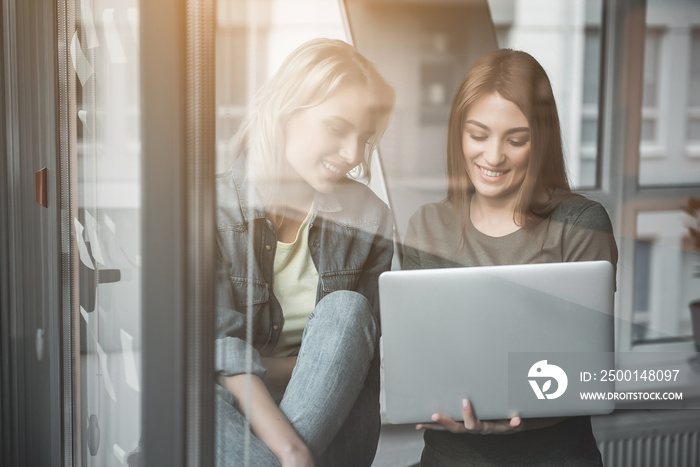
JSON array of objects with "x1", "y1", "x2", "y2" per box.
[
  {"x1": 487, "y1": 0, "x2": 700, "y2": 351},
  {"x1": 633, "y1": 211, "x2": 700, "y2": 344},
  {"x1": 580, "y1": 26, "x2": 602, "y2": 188},
  {"x1": 640, "y1": 28, "x2": 663, "y2": 149},
  {"x1": 638, "y1": 13, "x2": 700, "y2": 186},
  {"x1": 488, "y1": 0, "x2": 604, "y2": 190},
  {"x1": 687, "y1": 28, "x2": 700, "y2": 152},
  {"x1": 216, "y1": 0, "x2": 347, "y2": 169},
  {"x1": 621, "y1": 0, "x2": 700, "y2": 349}
]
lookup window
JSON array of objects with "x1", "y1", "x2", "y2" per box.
[
  {"x1": 216, "y1": 0, "x2": 348, "y2": 168},
  {"x1": 580, "y1": 26, "x2": 602, "y2": 188},
  {"x1": 488, "y1": 0, "x2": 604, "y2": 189},
  {"x1": 623, "y1": 1, "x2": 700, "y2": 349},
  {"x1": 69, "y1": 2, "x2": 144, "y2": 463},
  {"x1": 641, "y1": 28, "x2": 662, "y2": 145},
  {"x1": 633, "y1": 211, "x2": 700, "y2": 344},
  {"x1": 487, "y1": 0, "x2": 700, "y2": 351},
  {"x1": 638, "y1": 14, "x2": 700, "y2": 185},
  {"x1": 687, "y1": 28, "x2": 700, "y2": 153}
]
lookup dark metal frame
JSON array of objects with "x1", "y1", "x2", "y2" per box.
[
  {"x1": 1, "y1": 0, "x2": 64, "y2": 465},
  {"x1": 141, "y1": 1, "x2": 216, "y2": 465}
]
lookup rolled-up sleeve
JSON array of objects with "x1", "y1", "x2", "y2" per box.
[
  {"x1": 215, "y1": 167, "x2": 269, "y2": 380},
  {"x1": 215, "y1": 333, "x2": 266, "y2": 379},
  {"x1": 214, "y1": 276, "x2": 268, "y2": 378}
]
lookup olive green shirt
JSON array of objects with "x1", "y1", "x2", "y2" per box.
[
  {"x1": 402, "y1": 195, "x2": 618, "y2": 466},
  {"x1": 403, "y1": 195, "x2": 617, "y2": 284}
]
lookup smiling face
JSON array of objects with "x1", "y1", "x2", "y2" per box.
[
  {"x1": 462, "y1": 92, "x2": 531, "y2": 207},
  {"x1": 282, "y1": 85, "x2": 379, "y2": 195}
]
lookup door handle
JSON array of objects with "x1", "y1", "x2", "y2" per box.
[
  {"x1": 80, "y1": 260, "x2": 121, "y2": 313},
  {"x1": 76, "y1": 210, "x2": 121, "y2": 312}
]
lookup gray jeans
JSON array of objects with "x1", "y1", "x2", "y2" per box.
[{"x1": 215, "y1": 290, "x2": 381, "y2": 467}]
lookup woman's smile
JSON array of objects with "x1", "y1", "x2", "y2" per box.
[
  {"x1": 476, "y1": 164, "x2": 509, "y2": 178},
  {"x1": 321, "y1": 160, "x2": 346, "y2": 175},
  {"x1": 283, "y1": 85, "x2": 379, "y2": 195}
]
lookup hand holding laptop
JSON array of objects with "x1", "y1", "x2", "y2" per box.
[{"x1": 416, "y1": 398, "x2": 523, "y2": 434}]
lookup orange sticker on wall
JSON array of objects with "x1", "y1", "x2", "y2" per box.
[{"x1": 35, "y1": 167, "x2": 47, "y2": 207}]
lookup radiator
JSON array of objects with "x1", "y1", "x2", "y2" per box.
[{"x1": 598, "y1": 431, "x2": 700, "y2": 467}]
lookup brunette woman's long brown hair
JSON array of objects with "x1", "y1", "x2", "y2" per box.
[{"x1": 446, "y1": 49, "x2": 575, "y2": 237}]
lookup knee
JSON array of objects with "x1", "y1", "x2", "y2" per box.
[{"x1": 311, "y1": 291, "x2": 377, "y2": 341}]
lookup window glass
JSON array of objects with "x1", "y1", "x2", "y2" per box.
[
  {"x1": 580, "y1": 26, "x2": 601, "y2": 187},
  {"x1": 640, "y1": 29, "x2": 661, "y2": 145},
  {"x1": 639, "y1": 1, "x2": 700, "y2": 185},
  {"x1": 621, "y1": 0, "x2": 700, "y2": 351},
  {"x1": 687, "y1": 29, "x2": 700, "y2": 144},
  {"x1": 691, "y1": 29, "x2": 700, "y2": 106},
  {"x1": 70, "y1": 1, "x2": 143, "y2": 464},
  {"x1": 488, "y1": 0, "x2": 603, "y2": 189},
  {"x1": 582, "y1": 28, "x2": 601, "y2": 106},
  {"x1": 642, "y1": 29, "x2": 661, "y2": 108},
  {"x1": 688, "y1": 120, "x2": 700, "y2": 141},
  {"x1": 216, "y1": 1, "x2": 347, "y2": 168},
  {"x1": 214, "y1": 0, "x2": 353, "y2": 461},
  {"x1": 633, "y1": 210, "x2": 700, "y2": 344}
]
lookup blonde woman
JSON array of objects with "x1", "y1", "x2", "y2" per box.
[{"x1": 215, "y1": 39, "x2": 395, "y2": 467}]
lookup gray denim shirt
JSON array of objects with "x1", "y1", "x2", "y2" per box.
[{"x1": 215, "y1": 157, "x2": 393, "y2": 379}]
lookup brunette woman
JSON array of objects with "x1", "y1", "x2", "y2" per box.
[{"x1": 404, "y1": 48, "x2": 617, "y2": 466}]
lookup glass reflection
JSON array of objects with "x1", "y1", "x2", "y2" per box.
[{"x1": 72, "y1": 1, "x2": 142, "y2": 464}]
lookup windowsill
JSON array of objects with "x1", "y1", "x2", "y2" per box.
[
  {"x1": 639, "y1": 145, "x2": 667, "y2": 159},
  {"x1": 613, "y1": 350, "x2": 700, "y2": 407},
  {"x1": 685, "y1": 145, "x2": 700, "y2": 158}
]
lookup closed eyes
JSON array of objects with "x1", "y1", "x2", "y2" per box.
[{"x1": 508, "y1": 139, "x2": 529, "y2": 147}]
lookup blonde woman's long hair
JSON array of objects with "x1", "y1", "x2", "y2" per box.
[{"x1": 228, "y1": 38, "x2": 395, "y2": 205}]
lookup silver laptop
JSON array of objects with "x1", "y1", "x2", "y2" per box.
[{"x1": 379, "y1": 261, "x2": 615, "y2": 424}]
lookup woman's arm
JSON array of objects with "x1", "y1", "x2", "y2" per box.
[{"x1": 220, "y1": 373, "x2": 314, "y2": 467}]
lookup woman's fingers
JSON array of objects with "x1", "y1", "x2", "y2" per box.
[
  {"x1": 431, "y1": 413, "x2": 466, "y2": 432},
  {"x1": 509, "y1": 415, "x2": 523, "y2": 429},
  {"x1": 416, "y1": 413, "x2": 464, "y2": 432},
  {"x1": 461, "y1": 398, "x2": 479, "y2": 431},
  {"x1": 414, "y1": 400, "x2": 524, "y2": 434},
  {"x1": 462, "y1": 398, "x2": 522, "y2": 434},
  {"x1": 415, "y1": 422, "x2": 447, "y2": 431}
]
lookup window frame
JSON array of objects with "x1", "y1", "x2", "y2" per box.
[
  {"x1": 595, "y1": 0, "x2": 700, "y2": 353},
  {"x1": 140, "y1": 0, "x2": 216, "y2": 465}
]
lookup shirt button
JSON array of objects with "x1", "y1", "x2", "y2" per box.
[
  {"x1": 265, "y1": 245, "x2": 271, "y2": 251},
  {"x1": 272, "y1": 324, "x2": 279, "y2": 331}
]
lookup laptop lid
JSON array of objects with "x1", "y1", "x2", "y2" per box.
[{"x1": 379, "y1": 261, "x2": 615, "y2": 424}]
